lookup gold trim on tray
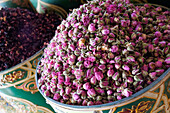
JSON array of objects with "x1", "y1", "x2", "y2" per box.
[{"x1": 0, "y1": 50, "x2": 43, "y2": 91}]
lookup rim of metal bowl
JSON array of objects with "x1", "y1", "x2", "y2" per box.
[
  {"x1": 0, "y1": 48, "x2": 44, "y2": 74},
  {"x1": 35, "y1": 3, "x2": 170, "y2": 110}
]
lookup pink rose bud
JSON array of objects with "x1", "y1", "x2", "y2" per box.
[
  {"x1": 111, "y1": 45, "x2": 119, "y2": 53},
  {"x1": 159, "y1": 41, "x2": 166, "y2": 47},
  {"x1": 165, "y1": 57, "x2": 170, "y2": 64},
  {"x1": 88, "y1": 23, "x2": 96, "y2": 33},
  {"x1": 115, "y1": 63, "x2": 121, "y2": 69},
  {"x1": 138, "y1": 57, "x2": 144, "y2": 64},
  {"x1": 135, "y1": 24, "x2": 142, "y2": 32},
  {"x1": 95, "y1": 71, "x2": 104, "y2": 81},
  {"x1": 88, "y1": 56, "x2": 96, "y2": 62},
  {"x1": 65, "y1": 87, "x2": 72, "y2": 95},
  {"x1": 44, "y1": 90, "x2": 50, "y2": 97},
  {"x1": 142, "y1": 64, "x2": 148, "y2": 71},
  {"x1": 87, "y1": 101, "x2": 94, "y2": 106},
  {"x1": 156, "y1": 69, "x2": 165, "y2": 75},
  {"x1": 132, "y1": 21, "x2": 137, "y2": 27},
  {"x1": 117, "y1": 95, "x2": 122, "y2": 100},
  {"x1": 152, "y1": 38, "x2": 159, "y2": 44},
  {"x1": 149, "y1": 72, "x2": 157, "y2": 79},
  {"x1": 121, "y1": 20, "x2": 127, "y2": 27},
  {"x1": 155, "y1": 31, "x2": 162, "y2": 37},
  {"x1": 127, "y1": 77, "x2": 133, "y2": 83},
  {"x1": 135, "y1": 85, "x2": 143, "y2": 92},
  {"x1": 87, "y1": 88, "x2": 96, "y2": 97},
  {"x1": 155, "y1": 61, "x2": 163, "y2": 67},
  {"x1": 108, "y1": 52, "x2": 114, "y2": 59},
  {"x1": 102, "y1": 29, "x2": 110, "y2": 35},
  {"x1": 107, "y1": 69, "x2": 114, "y2": 77},
  {"x1": 73, "y1": 93, "x2": 79, "y2": 100},
  {"x1": 95, "y1": 101, "x2": 102, "y2": 105},
  {"x1": 68, "y1": 30, "x2": 73, "y2": 37},
  {"x1": 132, "y1": 69, "x2": 139, "y2": 75},
  {"x1": 82, "y1": 99, "x2": 88, "y2": 106},
  {"x1": 99, "y1": 81, "x2": 109, "y2": 88},
  {"x1": 90, "y1": 76, "x2": 97, "y2": 85},
  {"x1": 122, "y1": 65, "x2": 130, "y2": 71},
  {"x1": 83, "y1": 82, "x2": 91, "y2": 90},
  {"x1": 98, "y1": 64, "x2": 106, "y2": 70},
  {"x1": 142, "y1": 70, "x2": 148, "y2": 77},
  {"x1": 107, "y1": 90, "x2": 113, "y2": 95},
  {"x1": 63, "y1": 95, "x2": 69, "y2": 100},
  {"x1": 53, "y1": 93, "x2": 61, "y2": 100},
  {"x1": 112, "y1": 72, "x2": 119, "y2": 80},
  {"x1": 131, "y1": 13, "x2": 138, "y2": 19},
  {"x1": 148, "y1": 44, "x2": 154, "y2": 52},
  {"x1": 164, "y1": 47, "x2": 169, "y2": 55},
  {"x1": 122, "y1": 88, "x2": 133, "y2": 97},
  {"x1": 149, "y1": 62, "x2": 156, "y2": 70}
]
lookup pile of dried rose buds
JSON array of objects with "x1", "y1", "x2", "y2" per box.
[{"x1": 37, "y1": 0, "x2": 170, "y2": 106}]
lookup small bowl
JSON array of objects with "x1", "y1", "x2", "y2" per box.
[{"x1": 35, "y1": 3, "x2": 170, "y2": 113}]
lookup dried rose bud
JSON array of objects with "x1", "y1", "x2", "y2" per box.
[
  {"x1": 159, "y1": 41, "x2": 166, "y2": 47},
  {"x1": 155, "y1": 31, "x2": 162, "y2": 37},
  {"x1": 138, "y1": 57, "x2": 145, "y2": 64},
  {"x1": 87, "y1": 101, "x2": 94, "y2": 106},
  {"x1": 112, "y1": 72, "x2": 119, "y2": 80},
  {"x1": 73, "y1": 93, "x2": 80, "y2": 100},
  {"x1": 111, "y1": 45, "x2": 119, "y2": 53},
  {"x1": 135, "y1": 85, "x2": 143, "y2": 92},
  {"x1": 132, "y1": 69, "x2": 139, "y2": 75},
  {"x1": 98, "y1": 65, "x2": 106, "y2": 70},
  {"x1": 117, "y1": 95, "x2": 122, "y2": 100},
  {"x1": 83, "y1": 82, "x2": 91, "y2": 90},
  {"x1": 107, "y1": 69, "x2": 114, "y2": 77},
  {"x1": 155, "y1": 61, "x2": 163, "y2": 67},
  {"x1": 142, "y1": 70, "x2": 148, "y2": 77},
  {"x1": 156, "y1": 69, "x2": 165, "y2": 75},
  {"x1": 122, "y1": 65, "x2": 130, "y2": 71},
  {"x1": 148, "y1": 44, "x2": 154, "y2": 52},
  {"x1": 90, "y1": 76, "x2": 97, "y2": 85},
  {"x1": 102, "y1": 29, "x2": 110, "y2": 35},
  {"x1": 122, "y1": 88, "x2": 133, "y2": 97},
  {"x1": 53, "y1": 93, "x2": 61, "y2": 101},
  {"x1": 131, "y1": 13, "x2": 138, "y2": 20},
  {"x1": 107, "y1": 90, "x2": 113, "y2": 95},
  {"x1": 127, "y1": 76, "x2": 133, "y2": 83},
  {"x1": 149, "y1": 72, "x2": 157, "y2": 79},
  {"x1": 88, "y1": 23, "x2": 96, "y2": 33},
  {"x1": 81, "y1": 91, "x2": 87, "y2": 99},
  {"x1": 99, "y1": 81, "x2": 109, "y2": 88},
  {"x1": 95, "y1": 71, "x2": 104, "y2": 81},
  {"x1": 165, "y1": 57, "x2": 170, "y2": 64},
  {"x1": 82, "y1": 99, "x2": 88, "y2": 106},
  {"x1": 115, "y1": 63, "x2": 121, "y2": 69},
  {"x1": 87, "y1": 88, "x2": 96, "y2": 97},
  {"x1": 134, "y1": 74, "x2": 143, "y2": 81},
  {"x1": 149, "y1": 62, "x2": 156, "y2": 70},
  {"x1": 44, "y1": 90, "x2": 50, "y2": 97},
  {"x1": 164, "y1": 47, "x2": 169, "y2": 55},
  {"x1": 65, "y1": 87, "x2": 72, "y2": 95}
]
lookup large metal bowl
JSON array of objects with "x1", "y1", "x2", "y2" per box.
[{"x1": 35, "y1": 3, "x2": 170, "y2": 113}]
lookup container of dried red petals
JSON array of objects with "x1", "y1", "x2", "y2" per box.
[
  {"x1": 36, "y1": 0, "x2": 170, "y2": 113},
  {"x1": 0, "y1": 1, "x2": 65, "y2": 112}
]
